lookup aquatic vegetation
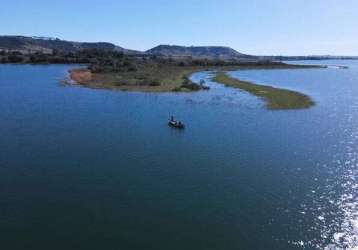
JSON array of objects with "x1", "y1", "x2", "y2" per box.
[{"x1": 212, "y1": 72, "x2": 315, "y2": 110}]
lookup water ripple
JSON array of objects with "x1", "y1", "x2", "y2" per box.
[{"x1": 298, "y1": 105, "x2": 358, "y2": 249}]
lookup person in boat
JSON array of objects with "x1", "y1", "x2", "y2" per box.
[{"x1": 168, "y1": 116, "x2": 185, "y2": 128}]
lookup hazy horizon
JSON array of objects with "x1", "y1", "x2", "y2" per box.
[{"x1": 1, "y1": 0, "x2": 358, "y2": 56}]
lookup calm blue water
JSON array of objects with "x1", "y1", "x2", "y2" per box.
[{"x1": 0, "y1": 61, "x2": 357, "y2": 249}]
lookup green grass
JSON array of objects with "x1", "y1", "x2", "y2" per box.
[
  {"x1": 80, "y1": 65, "x2": 204, "y2": 92},
  {"x1": 212, "y1": 72, "x2": 315, "y2": 110}
]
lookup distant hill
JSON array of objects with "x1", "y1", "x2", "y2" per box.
[
  {"x1": 146, "y1": 45, "x2": 256, "y2": 61},
  {"x1": 0, "y1": 36, "x2": 257, "y2": 61},
  {"x1": 0, "y1": 36, "x2": 141, "y2": 55},
  {"x1": 1, "y1": 36, "x2": 356, "y2": 61}
]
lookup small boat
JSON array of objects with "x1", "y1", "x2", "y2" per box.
[{"x1": 168, "y1": 117, "x2": 185, "y2": 129}]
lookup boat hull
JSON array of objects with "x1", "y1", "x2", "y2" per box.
[{"x1": 168, "y1": 121, "x2": 185, "y2": 129}]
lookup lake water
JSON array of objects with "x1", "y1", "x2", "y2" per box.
[{"x1": 0, "y1": 61, "x2": 357, "y2": 249}]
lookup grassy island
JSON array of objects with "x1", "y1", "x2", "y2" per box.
[
  {"x1": 212, "y1": 72, "x2": 315, "y2": 110},
  {"x1": 70, "y1": 66, "x2": 204, "y2": 92},
  {"x1": 69, "y1": 58, "x2": 319, "y2": 93}
]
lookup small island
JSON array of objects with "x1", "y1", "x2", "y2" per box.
[
  {"x1": 69, "y1": 61, "x2": 318, "y2": 92},
  {"x1": 70, "y1": 63, "x2": 316, "y2": 110}
]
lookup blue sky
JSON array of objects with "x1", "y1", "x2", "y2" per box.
[{"x1": 1, "y1": 0, "x2": 357, "y2": 55}]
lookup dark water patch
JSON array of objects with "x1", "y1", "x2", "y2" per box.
[{"x1": 1, "y1": 62, "x2": 358, "y2": 249}]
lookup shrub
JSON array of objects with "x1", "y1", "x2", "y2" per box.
[
  {"x1": 7, "y1": 55, "x2": 24, "y2": 63},
  {"x1": 172, "y1": 87, "x2": 182, "y2": 92},
  {"x1": 181, "y1": 82, "x2": 201, "y2": 91},
  {"x1": 149, "y1": 80, "x2": 161, "y2": 86}
]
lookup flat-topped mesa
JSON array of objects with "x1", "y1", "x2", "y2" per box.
[{"x1": 146, "y1": 45, "x2": 257, "y2": 62}]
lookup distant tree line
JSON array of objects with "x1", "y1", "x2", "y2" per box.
[
  {"x1": 0, "y1": 48, "x2": 284, "y2": 70},
  {"x1": 0, "y1": 49, "x2": 127, "y2": 65}
]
